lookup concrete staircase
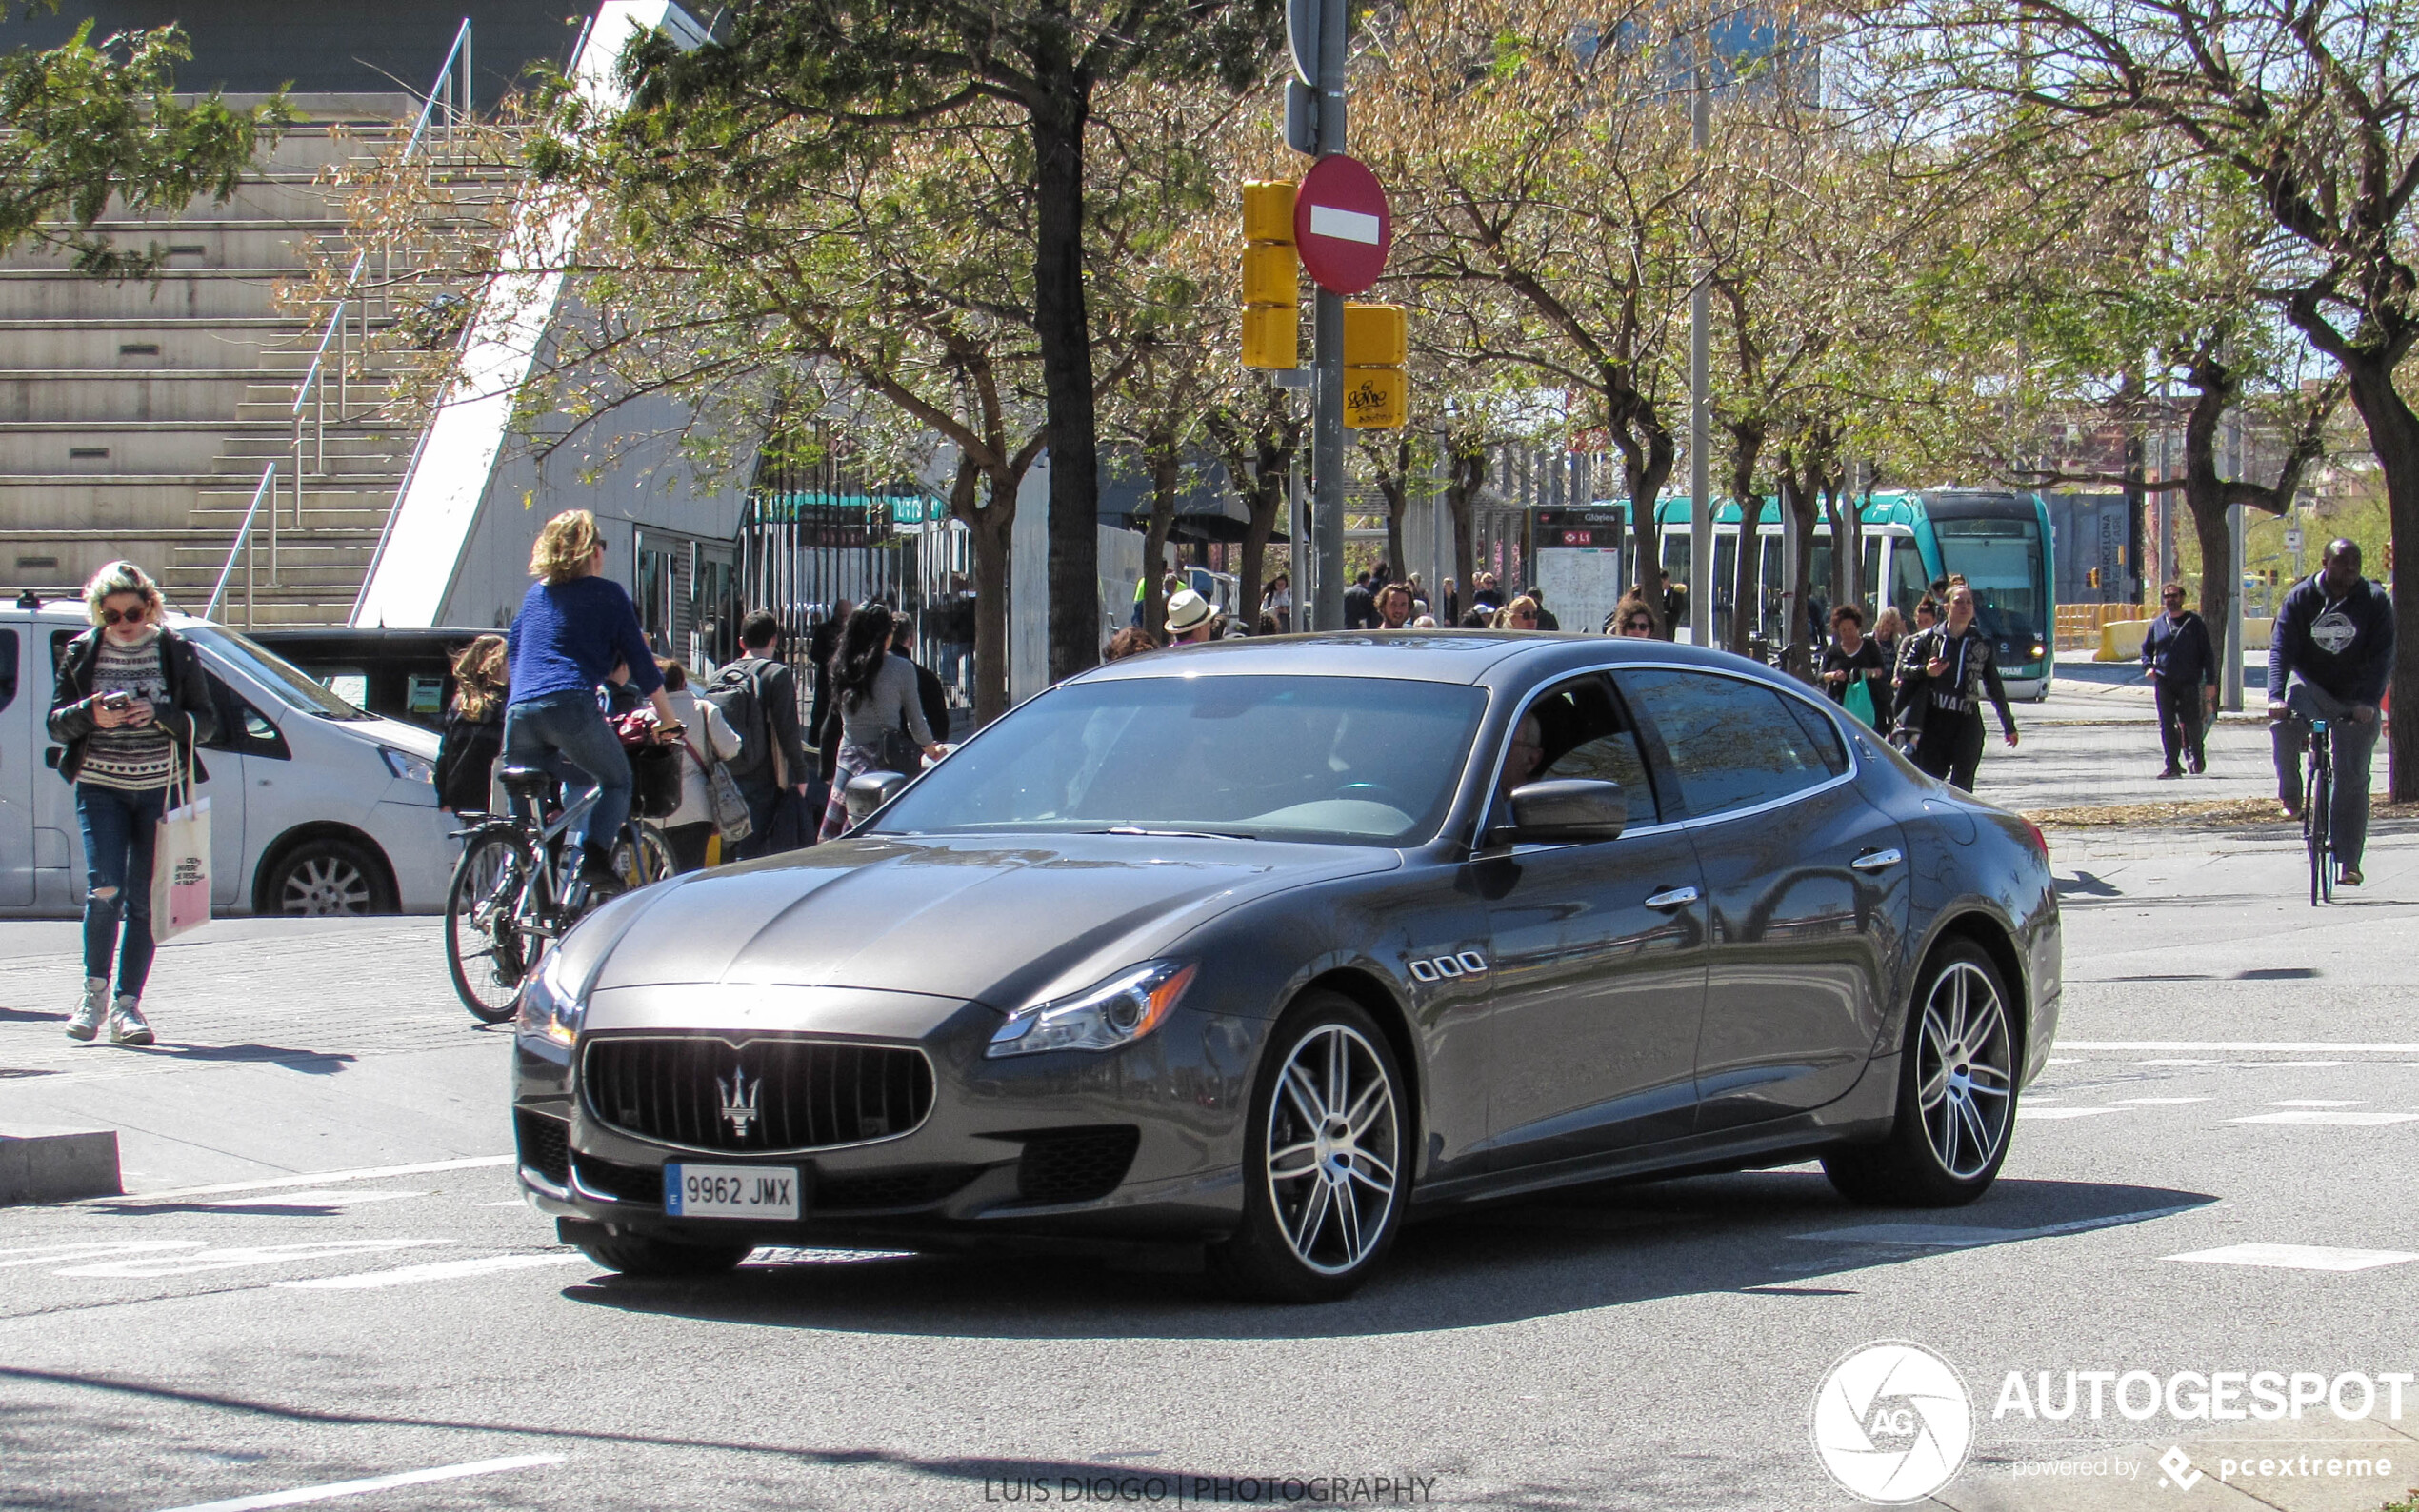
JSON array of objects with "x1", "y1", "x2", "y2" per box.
[{"x1": 0, "y1": 97, "x2": 514, "y2": 627}]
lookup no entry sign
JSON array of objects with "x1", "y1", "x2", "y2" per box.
[{"x1": 1291, "y1": 154, "x2": 1391, "y2": 295}]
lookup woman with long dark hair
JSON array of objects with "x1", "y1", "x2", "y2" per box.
[{"x1": 818, "y1": 604, "x2": 945, "y2": 841}]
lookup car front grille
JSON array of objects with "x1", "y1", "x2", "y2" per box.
[
  {"x1": 514, "y1": 1110, "x2": 570, "y2": 1186},
  {"x1": 581, "y1": 1034, "x2": 934, "y2": 1154},
  {"x1": 1015, "y1": 1126, "x2": 1141, "y2": 1205}
]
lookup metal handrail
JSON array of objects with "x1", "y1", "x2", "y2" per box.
[
  {"x1": 204, "y1": 464, "x2": 279, "y2": 629},
  {"x1": 290, "y1": 18, "x2": 473, "y2": 524}
]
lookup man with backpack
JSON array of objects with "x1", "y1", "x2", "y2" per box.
[{"x1": 705, "y1": 609, "x2": 810, "y2": 857}]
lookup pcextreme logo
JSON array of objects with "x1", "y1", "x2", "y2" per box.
[{"x1": 1811, "y1": 1341, "x2": 1975, "y2": 1503}]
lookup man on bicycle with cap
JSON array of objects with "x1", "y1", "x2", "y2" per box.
[{"x1": 2269, "y1": 538, "x2": 2394, "y2": 886}]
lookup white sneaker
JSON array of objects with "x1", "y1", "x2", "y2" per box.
[
  {"x1": 66, "y1": 977, "x2": 109, "y2": 1041},
  {"x1": 108, "y1": 996, "x2": 154, "y2": 1046}
]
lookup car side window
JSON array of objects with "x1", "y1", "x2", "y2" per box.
[
  {"x1": 1520, "y1": 672, "x2": 1661, "y2": 824},
  {"x1": 1782, "y1": 694, "x2": 1849, "y2": 776},
  {"x1": 0, "y1": 629, "x2": 17, "y2": 713},
  {"x1": 200, "y1": 669, "x2": 290, "y2": 760},
  {"x1": 1615, "y1": 667, "x2": 1841, "y2": 820}
]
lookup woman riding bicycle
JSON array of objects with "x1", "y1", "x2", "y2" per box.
[{"x1": 504, "y1": 510, "x2": 676, "y2": 897}]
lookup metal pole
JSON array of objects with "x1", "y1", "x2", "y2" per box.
[
  {"x1": 2225, "y1": 411, "x2": 2246, "y2": 712},
  {"x1": 1688, "y1": 55, "x2": 1713, "y2": 647},
  {"x1": 1310, "y1": 0, "x2": 1348, "y2": 634}
]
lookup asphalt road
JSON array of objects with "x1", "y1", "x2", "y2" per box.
[{"x1": 5, "y1": 809, "x2": 2417, "y2": 1511}]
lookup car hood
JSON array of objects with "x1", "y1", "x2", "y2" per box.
[{"x1": 586, "y1": 831, "x2": 1400, "y2": 1009}]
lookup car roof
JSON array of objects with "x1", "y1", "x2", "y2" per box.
[{"x1": 1070, "y1": 630, "x2": 1776, "y2": 689}]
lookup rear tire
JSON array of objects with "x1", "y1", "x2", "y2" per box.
[
  {"x1": 445, "y1": 826, "x2": 531, "y2": 1024},
  {"x1": 1824, "y1": 940, "x2": 2017, "y2": 1207},
  {"x1": 575, "y1": 1232, "x2": 753, "y2": 1279},
  {"x1": 610, "y1": 821, "x2": 675, "y2": 892},
  {"x1": 1210, "y1": 992, "x2": 1409, "y2": 1303}
]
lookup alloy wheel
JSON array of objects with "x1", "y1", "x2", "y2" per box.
[
  {"x1": 281, "y1": 855, "x2": 371, "y2": 914},
  {"x1": 1915, "y1": 960, "x2": 2013, "y2": 1180},
  {"x1": 1264, "y1": 1023, "x2": 1400, "y2": 1276}
]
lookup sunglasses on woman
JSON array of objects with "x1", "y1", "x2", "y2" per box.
[
  {"x1": 1623, "y1": 618, "x2": 1653, "y2": 633},
  {"x1": 99, "y1": 606, "x2": 149, "y2": 626}
]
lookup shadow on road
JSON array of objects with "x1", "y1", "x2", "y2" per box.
[
  {"x1": 555, "y1": 1172, "x2": 2214, "y2": 1340},
  {"x1": 111, "y1": 1044, "x2": 357, "y2": 1074}
]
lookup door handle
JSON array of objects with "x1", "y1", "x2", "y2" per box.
[
  {"x1": 1849, "y1": 848, "x2": 1904, "y2": 873},
  {"x1": 1643, "y1": 885, "x2": 1700, "y2": 910}
]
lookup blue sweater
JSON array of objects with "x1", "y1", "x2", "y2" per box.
[
  {"x1": 2268, "y1": 573, "x2": 2394, "y2": 705},
  {"x1": 506, "y1": 576, "x2": 663, "y2": 706}
]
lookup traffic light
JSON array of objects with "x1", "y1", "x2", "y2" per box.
[
  {"x1": 1341, "y1": 302, "x2": 1407, "y2": 428},
  {"x1": 1241, "y1": 181, "x2": 1299, "y2": 370}
]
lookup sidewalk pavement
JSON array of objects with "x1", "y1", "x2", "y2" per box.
[{"x1": 0, "y1": 916, "x2": 507, "y2": 1194}]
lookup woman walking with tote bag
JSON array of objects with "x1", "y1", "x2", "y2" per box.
[{"x1": 47, "y1": 561, "x2": 218, "y2": 1045}]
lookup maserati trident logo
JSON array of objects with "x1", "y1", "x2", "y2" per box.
[{"x1": 718, "y1": 1065, "x2": 762, "y2": 1139}]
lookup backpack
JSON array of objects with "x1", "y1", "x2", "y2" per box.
[{"x1": 703, "y1": 657, "x2": 778, "y2": 784}]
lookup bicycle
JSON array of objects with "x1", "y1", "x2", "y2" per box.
[
  {"x1": 2302, "y1": 717, "x2": 2335, "y2": 907},
  {"x1": 443, "y1": 766, "x2": 675, "y2": 1023}
]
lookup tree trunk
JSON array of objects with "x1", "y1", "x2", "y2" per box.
[
  {"x1": 1726, "y1": 422, "x2": 1763, "y2": 655},
  {"x1": 969, "y1": 471, "x2": 1016, "y2": 728},
  {"x1": 1447, "y1": 443, "x2": 1482, "y2": 614},
  {"x1": 1782, "y1": 453, "x2": 1822, "y2": 681},
  {"x1": 1609, "y1": 389, "x2": 1677, "y2": 631},
  {"x1": 1238, "y1": 428, "x2": 1289, "y2": 633},
  {"x1": 2327, "y1": 356, "x2": 2419, "y2": 799},
  {"x1": 2179, "y1": 358, "x2": 2238, "y2": 677},
  {"x1": 1143, "y1": 434, "x2": 1178, "y2": 645},
  {"x1": 1030, "y1": 79, "x2": 1100, "y2": 686}
]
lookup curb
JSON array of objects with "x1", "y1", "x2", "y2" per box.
[{"x1": 0, "y1": 1124, "x2": 123, "y2": 1204}]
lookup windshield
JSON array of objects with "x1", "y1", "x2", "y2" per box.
[
  {"x1": 1932, "y1": 517, "x2": 2045, "y2": 661},
  {"x1": 183, "y1": 626, "x2": 375, "y2": 721},
  {"x1": 872, "y1": 674, "x2": 1489, "y2": 846}
]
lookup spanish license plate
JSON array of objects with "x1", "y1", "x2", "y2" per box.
[{"x1": 662, "y1": 1164, "x2": 801, "y2": 1220}]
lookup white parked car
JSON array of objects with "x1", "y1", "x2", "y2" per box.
[{"x1": 0, "y1": 597, "x2": 458, "y2": 916}]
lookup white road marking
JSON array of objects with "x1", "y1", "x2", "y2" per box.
[
  {"x1": 2067, "y1": 1041, "x2": 2419, "y2": 1053},
  {"x1": 2230, "y1": 1110, "x2": 2419, "y2": 1126},
  {"x1": 147, "y1": 1453, "x2": 565, "y2": 1512},
  {"x1": 1795, "y1": 1204, "x2": 2205, "y2": 1249},
  {"x1": 2016, "y1": 1107, "x2": 2123, "y2": 1120},
  {"x1": 276, "y1": 1254, "x2": 584, "y2": 1290},
  {"x1": 195, "y1": 1190, "x2": 426, "y2": 1208},
  {"x1": 55, "y1": 1240, "x2": 450, "y2": 1279},
  {"x1": 119, "y1": 1157, "x2": 512, "y2": 1202},
  {"x1": 2230, "y1": 1060, "x2": 2350, "y2": 1067},
  {"x1": 2132, "y1": 1058, "x2": 2220, "y2": 1066},
  {"x1": 0, "y1": 1242, "x2": 203, "y2": 1269},
  {"x1": 2044, "y1": 1057, "x2": 2081, "y2": 1064},
  {"x1": 1307, "y1": 205, "x2": 1382, "y2": 245},
  {"x1": 2117, "y1": 1097, "x2": 2211, "y2": 1104},
  {"x1": 476, "y1": 1200, "x2": 526, "y2": 1207},
  {"x1": 2266, "y1": 1100, "x2": 2364, "y2": 1108},
  {"x1": 2167, "y1": 1243, "x2": 2419, "y2": 1273}
]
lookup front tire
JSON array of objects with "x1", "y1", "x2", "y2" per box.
[
  {"x1": 1212, "y1": 993, "x2": 1409, "y2": 1303},
  {"x1": 1824, "y1": 940, "x2": 2018, "y2": 1207},
  {"x1": 575, "y1": 1232, "x2": 753, "y2": 1279},
  {"x1": 262, "y1": 835, "x2": 394, "y2": 916}
]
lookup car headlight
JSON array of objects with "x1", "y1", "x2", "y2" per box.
[
  {"x1": 381, "y1": 746, "x2": 435, "y2": 784},
  {"x1": 986, "y1": 960, "x2": 1197, "y2": 1058},
  {"x1": 519, "y1": 945, "x2": 587, "y2": 1047}
]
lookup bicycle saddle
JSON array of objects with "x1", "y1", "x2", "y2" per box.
[{"x1": 497, "y1": 766, "x2": 553, "y2": 793}]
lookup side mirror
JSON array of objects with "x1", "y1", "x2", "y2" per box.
[
  {"x1": 1506, "y1": 778, "x2": 1627, "y2": 844},
  {"x1": 842, "y1": 769, "x2": 909, "y2": 828}
]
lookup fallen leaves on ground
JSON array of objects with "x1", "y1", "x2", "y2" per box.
[{"x1": 2027, "y1": 796, "x2": 2419, "y2": 828}]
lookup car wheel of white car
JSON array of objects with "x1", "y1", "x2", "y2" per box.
[
  {"x1": 1213, "y1": 991, "x2": 1409, "y2": 1303},
  {"x1": 265, "y1": 837, "x2": 393, "y2": 916}
]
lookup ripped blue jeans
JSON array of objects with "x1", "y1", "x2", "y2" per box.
[{"x1": 76, "y1": 782, "x2": 166, "y2": 997}]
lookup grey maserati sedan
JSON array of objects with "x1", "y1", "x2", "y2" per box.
[{"x1": 511, "y1": 633, "x2": 2059, "y2": 1302}]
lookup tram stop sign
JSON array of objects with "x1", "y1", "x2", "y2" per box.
[{"x1": 1292, "y1": 154, "x2": 1391, "y2": 296}]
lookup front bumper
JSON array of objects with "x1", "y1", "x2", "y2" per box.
[{"x1": 511, "y1": 984, "x2": 1262, "y2": 1250}]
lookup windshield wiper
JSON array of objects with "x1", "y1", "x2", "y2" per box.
[{"x1": 1092, "y1": 826, "x2": 1259, "y2": 841}]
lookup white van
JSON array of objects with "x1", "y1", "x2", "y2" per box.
[{"x1": 0, "y1": 598, "x2": 458, "y2": 916}]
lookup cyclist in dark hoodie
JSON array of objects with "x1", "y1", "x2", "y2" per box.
[{"x1": 2269, "y1": 539, "x2": 2395, "y2": 886}]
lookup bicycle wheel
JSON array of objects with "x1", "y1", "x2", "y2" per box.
[
  {"x1": 611, "y1": 820, "x2": 676, "y2": 892},
  {"x1": 2307, "y1": 748, "x2": 2331, "y2": 906},
  {"x1": 446, "y1": 825, "x2": 535, "y2": 1023}
]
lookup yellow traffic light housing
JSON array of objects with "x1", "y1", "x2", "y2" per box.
[
  {"x1": 1342, "y1": 302, "x2": 1407, "y2": 428},
  {"x1": 1240, "y1": 180, "x2": 1300, "y2": 371}
]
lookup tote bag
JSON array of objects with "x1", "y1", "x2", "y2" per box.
[
  {"x1": 683, "y1": 735, "x2": 753, "y2": 846},
  {"x1": 1842, "y1": 678, "x2": 1878, "y2": 728},
  {"x1": 150, "y1": 745, "x2": 211, "y2": 941}
]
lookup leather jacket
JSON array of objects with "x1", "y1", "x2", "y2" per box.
[{"x1": 47, "y1": 625, "x2": 218, "y2": 786}]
